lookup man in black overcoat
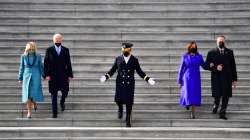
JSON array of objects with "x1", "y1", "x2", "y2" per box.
[
  {"x1": 100, "y1": 42, "x2": 155, "y2": 127},
  {"x1": 206, "y1": 35, "x2": 237, "y2": 120},
  {"x1": 44, "y1": 34, "x2": 73, "y2": 118}
]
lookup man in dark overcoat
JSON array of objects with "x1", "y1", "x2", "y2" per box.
[
  {"x1": 44, "y1": 33, "x2": 73, "y2": 118},
  {"x1": 206, "y1": 35, "x2": 237, "y2": 120},
  {"x1": 100, "y1": 42, "x2": 155, "y2": 127}
]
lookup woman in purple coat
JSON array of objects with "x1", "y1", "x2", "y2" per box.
[{"x1": 178, "y1": 41, "x2": 208, "y2": 119}]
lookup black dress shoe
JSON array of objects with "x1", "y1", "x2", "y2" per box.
[
  {"x1": 118, "y1": 111, "x2": 123, "y2": 119},
  {"x1": 185, "y1": 106, "x2": 190, "y2": 110},
  {"x1": 212, "y1": 107, "x2": 218, "y2": 114},
  {"x1": 60, "y1": 102, "x2": 65, "y2": 112},
  {"x1": 220, "y1": 115, "x2": 228, "y2": 120},
  {"x1": 52, "y1": 114, "x2": 57, "y2": 118},
  {"x1": 126, "y1": 122, "x2": 132, "y2": 127}
]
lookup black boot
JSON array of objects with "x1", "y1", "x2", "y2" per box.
[
  {"x1": 52, "y1": 113, "x2": 57, "y2": 118},
  {"x1": 219, "y1": 115, "x2": 228, "y2": 120},
  {"x1": 117, "y1": 103, "x2": 123, "y2": 119},
  {"x1": 126, "y1": 104, "x2": 132, "y2": 127},
  {"x1": 118, "y1": 111, "x2": 123, "y2": 119},
  {"x1": 126, "y1": 116, "x2": 131, "y2": 127}
]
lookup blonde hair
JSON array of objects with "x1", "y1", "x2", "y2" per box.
[{"x1": 24, "y1": 42, "x2": 37, "y2": 55}]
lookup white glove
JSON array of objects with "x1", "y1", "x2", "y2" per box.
[
  {"x1": 148, "y1": 78, "x2": 155, "y2": 85},
  {"x1": 100, "y1": 76, "x2": 107, "y2": 83}
]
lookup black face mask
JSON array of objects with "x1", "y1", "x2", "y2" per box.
[
  {"x1": 123, "y1": 51, "x2": 130, "y2": 57},
  {"x1": 55, "y1": 43, "x2": 61, "y2": 47},
  {"x1": 190, "y1": 48, "x2": 197, "y2": 53},
  {"x1": 218, "y1": 42, "x2": 225, "y2": 49}
]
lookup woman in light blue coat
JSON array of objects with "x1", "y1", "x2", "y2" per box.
[{"x1": 18, "y1": 42, "x2": 44, "y2": 118}]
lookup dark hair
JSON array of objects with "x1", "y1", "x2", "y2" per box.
[
  {"x1": 186, "y1": 41, "x2": 198, "y2": 54},
  {"x1": 217, "y1": 35, "x2": 225, "y2": 39}
]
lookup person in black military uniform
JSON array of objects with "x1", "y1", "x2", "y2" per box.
[{"x1": 100, "y1": 42, "x2": 155, "y2": 127}]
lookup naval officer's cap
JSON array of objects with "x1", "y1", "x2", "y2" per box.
[{"x1": 122, "y1": 42, "x2": 133, "y2": 48}]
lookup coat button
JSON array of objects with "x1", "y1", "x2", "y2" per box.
[
  {"x1": 122, "y1": 81, "x2": 125, "y2": 84},
  {"x1": 123, "y1": 75, "x2": 125, "y2": 78},
  {"x1": 128, "y1": 76, "x2": 130, "y2": 78},
  {"x1": 127, "y1": 82, "x2": 130, "y2": 84}
]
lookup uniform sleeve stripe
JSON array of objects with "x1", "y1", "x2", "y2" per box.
[
  {"x1": 143, "y1": 75, "x2": 148, "y2": 80},
  {"x1": 106, "y1": 73, "x2": 111, "y2": 79}
]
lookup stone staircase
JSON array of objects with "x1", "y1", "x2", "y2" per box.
[{"x1": 0, "y1": 0, "x2": 250, "y2": 139}]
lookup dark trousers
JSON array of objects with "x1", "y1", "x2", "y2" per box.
[
  {"x1": 214, "y1": 96, "x2": 229, "y2": 116},
  {"x1": 51, "y1": 91, "x2": 68, "y2": 115},
  {"x1": 116, "y1": 102, "x2": 133, "y2": 123}
]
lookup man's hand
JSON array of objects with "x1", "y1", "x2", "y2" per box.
[
  {"x1": 232, "y1": 81, "x2": 237, "y2": 88},
  {"x1": 217, "y1": 64, "x2": 223, "y2": 71},
  {"x1": 68, "y1": 77, "x2": 73, "y2": 81},
  {"x1": 100, "y1": 76, "x2": 107, "y2": 83},
  {"x1": 148, "y1": 78, "x2": 156, "y2": 86},
  {"x1": 210, "y1": 63, "x2": 214, "y2": 68},
  {"x1": 45, "y1": 76, "x2": 51, "y2": 81}
]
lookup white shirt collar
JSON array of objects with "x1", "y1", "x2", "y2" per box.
[
  {"x1": 217, "y1": 46, "x2": 224, "y2": 51},
  {"x1": 123, "y1": 54, "x2": 131, "y2": 64},
  {"x1": 55, "y1": 45, "x2": 61, "y2": 49}
]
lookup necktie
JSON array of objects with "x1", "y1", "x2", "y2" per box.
[
  {"x1": 220, "y1": 49, "x2": 224, "y2": 55},
  {"x1": 56, "y1": 47, "x2": 60, "y2": 55}
]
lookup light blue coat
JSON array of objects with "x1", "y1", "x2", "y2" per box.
[{"x1": 18, "y1": 53, "x2": 44, "y2": 103}]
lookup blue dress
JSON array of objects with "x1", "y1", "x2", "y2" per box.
[{"x1": 177, "y1": 53, "x2": 207, "y2": 107}]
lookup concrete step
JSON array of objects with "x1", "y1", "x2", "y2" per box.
[
  {"x1": 2, "y1": 69, "x2": 250, "y2": 79},
  {"x1": 0, "y1": 54, "x2": 249, "y2": 65},
  {"x1": 0, "y1": 127, "x2": 250, "y2": 138},
  {"x1": 1, "y1": 102, "x2": 250, "y2": 111},
  {"x1": 3, "y1": 32, "x2": 250, "y2": 41},
  {"x1": 2, "y1": 77, "x2": 250, "y2": 86},
  {"x1": 0, "y1": 118, "x2": 250, "y2": 128},
  {"x1": 0, "y1": 78, "x2": 205, "y2": 86},
  {"x1": 0, "y1": 85, "x2": 247, "y2": 94},
  {"x1": 0, "y1": 39, "x2": 249, "y2": 49},
  {"x1": 0, "y1": 109, "x2": 250, "y2": 120},
  {"x1": 2, "y1": 16, "x2": 250, "y2": 25},
  {"x1": 5, "y1": 46, "x2": 250, "y2": 56},
  {"x1": 1, "y1": 0, "x2": 250, "y2": 3},
  {"x1": 2, "y1": 24, "x2": 250, "y2": 32},
  {"x1": 0, "y1": 47, "x2": 249, "y2": 57},
  {"x1": 1, "y1": 9, "x2": 250, "y2": 18},
  {"x1": 0, "y1": 93, "x2": 250, "y2": 103},
  {"x1": 0, "y1": 138, "x2": 248, "y2": 140},
  {"x1": 1, "y1": 1, "x2": 250, "y2": 11},
  {"x1": 2, "y1": 62, "x2": 249, "y2": 73}
]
